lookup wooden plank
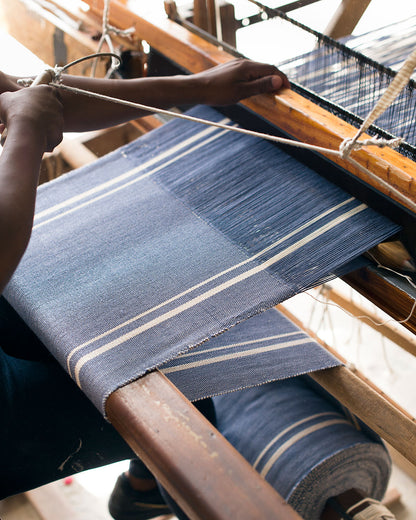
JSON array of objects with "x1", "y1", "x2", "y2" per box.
[
  {"x1": 0, "y1": 0, "x2": 107, "y2": 76},
  {"x1": 343, "y1": 267, "x2": 416, "y2": 336},
  {"x1": 321, "y1": 283, "x2": 416, "y2": 358},
  {"x1": 193, "y1": 0, "x2": 209, "y2": 32},
  {"x1": 25, "y1": 483, "x2": 78, "y2": 520},
  {"x1": 325, "y1": 0, "x2": 373, "y2": 39},
  {"x1": 277, "y1": 304, "x2": 416, "y2": 466},
  {"x1": 55, "y1": 137, "x2": 98, "y2": 169},
  {"x1": 83, "y1": 0, "x2": 416, "y2": 213},
  {"x1": 106, "y1": 370, "x2": 303, "y2": 520}
]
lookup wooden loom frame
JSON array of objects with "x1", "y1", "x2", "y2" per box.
[{"x1": 1, "y1": 1, "x2": 415, "y2": 518}]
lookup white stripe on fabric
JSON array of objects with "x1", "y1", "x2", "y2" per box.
[
  {"x1": 72, "y1": 204, "x2": 366, "y2": 385},
  {"x1": 34, "y1": 124, "x2": 232, "y2": 230},
  {"x1": 253, "y1": 412, "x2": 339, "y2": 469},
  {"x1": 160, "y1": 338, "x2": 316, "y2": 374},
  {"x1": 260, "y1": 418, "x2": 351, "y2": 478},
  {"x1": 174, "y1": 332, "x2": 302, "y2": 359},
  {"x1": 65, "y1": 197, "x2": 356, "y2": 374}
]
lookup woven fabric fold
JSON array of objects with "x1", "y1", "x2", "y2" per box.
[
  {"x1": 4, "y1": 106, "x2": 399, "y2": 413},
  {"x1": 214, "y1": 377, "x2": 391, "y2": 520}
]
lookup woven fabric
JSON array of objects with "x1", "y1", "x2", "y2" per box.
[
  {"x1": 4, "y1": 106, "x2": 399, "y2": 414},
  {"x1": 161, "y1": 307, "x2": 340, "y2": 401},
  {"x1": 214, "y1": 377, "x2": 391, "y2": 520}
]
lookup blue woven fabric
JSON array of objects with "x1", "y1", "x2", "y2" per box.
[
  {"x1": 4, "y1": 106, "x2": 399, "y2": 413},
  {"x1": 214, "y1": 377, "x2": 391, "y2": 520},
  {"x1": 161, "y1": 307, "x2": 340, "y2": 401}
]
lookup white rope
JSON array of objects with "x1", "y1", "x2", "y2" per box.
[
  {"x1": 90, "y1": 0, "x2": 134, "y2": 78},
  {"x1": 52, "y1": 81, "x2": 344, "y2": 155},
  {"x1": 344, "y1": 47, "x2": 416, "y2": 155},
  {"x1": 347, "y1": 498, "x2": 396, "y2": 520}
]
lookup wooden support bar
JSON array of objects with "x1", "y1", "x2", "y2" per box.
[
  {"x1": 325, "y1": 0, "x2": 373, "y2": 39},
  {"x1": 106, "y1": 370, "x2": 303, "y2": 520},
  {"x1": 343, "y1": 267, "x2": 416, "y2": 336},
  {"x1": 82, "y1": 0, "x2": 416, "y2": 212},
  {"x1": 193, "y1": 0, "x2": 209, "y2": 32},
  {"x1": 55, "y1": 137, "x2": 98, "y2": 170},
  {"x1": 277, "y1": 305, "x2": 416, "y2": 467},
  {"x1": 206, "y1": 0, "x2": 217, "y2": 36},
  {"x1": 311, "y1": 366, "x2": 416, "y2": 466},
  {"x1": 321, "y1": 283, "x2": 416, "y2": 358}
]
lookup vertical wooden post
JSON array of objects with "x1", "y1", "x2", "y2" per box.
[
  {"x1": 193, "y1": 0, "x2": 209, "y2": 32},
  {"x1": 324, "y1": 0, "x2": 372, "y2": 39}
]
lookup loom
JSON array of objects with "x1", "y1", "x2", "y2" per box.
[{"x1": 0, "y1": 1, "x2": 415, "y2": 519}]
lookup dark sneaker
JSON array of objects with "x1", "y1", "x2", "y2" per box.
[{"x1": 108, "y1": 473, "x2": 172, "y2": 520}]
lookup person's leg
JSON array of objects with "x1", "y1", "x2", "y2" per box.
[{"x1": 0, "y1": 300, "x2": 134, "y2": 499}]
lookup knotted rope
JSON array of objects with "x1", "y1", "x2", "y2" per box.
[{"x1": 90, "y1": 0, "x2": 134, "y2": 78}]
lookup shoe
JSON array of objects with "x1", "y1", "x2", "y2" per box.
[{"x1": 108, "y1": 473, "x2": 172, "y2": 520}]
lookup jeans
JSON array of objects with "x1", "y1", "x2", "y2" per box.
[{"x1": 0, "y1": 297, "x2": 134, "y2": 499}]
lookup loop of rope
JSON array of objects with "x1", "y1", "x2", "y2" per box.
[
  {"x1": 341, "y1": 46, "x2": 416, "y2": 158},
  {"x1": 90, "y1": 0, "x2": 134, "y2": 77},
  {"x1": 339, "y1": 136, "x2": 403, "y2": 160}
]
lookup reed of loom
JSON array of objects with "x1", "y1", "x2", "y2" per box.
[{"x1": 4, "y1": 1, "x2": 415, "y2": 519}]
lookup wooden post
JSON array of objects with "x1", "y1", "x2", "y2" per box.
[{"x1": 324, "y1": 0, "x2": 373, "y2": 39}]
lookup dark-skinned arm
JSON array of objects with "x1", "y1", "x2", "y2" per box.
[
  {"x1": 2, "y1": 59, "x2": 289, "y2": 132},
  {"x1": 0, "y1": 86, "x2": 63, "y2": 293}
]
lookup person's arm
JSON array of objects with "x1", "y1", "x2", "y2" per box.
[
  {"x1": 0, "y1": 85, "x2": 63, "y2": 293},
  {"x1": 60, "y1": 59, "x2": 289, "y2": 131}
]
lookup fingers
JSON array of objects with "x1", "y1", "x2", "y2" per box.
[
  {"x1": 242, "y1": 72, "x2": 289, "y2": 98},
  {"x1": 235, "y1": 59, "x2": 290, "y2": 96}
]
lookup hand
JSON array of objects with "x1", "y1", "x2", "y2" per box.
[
  {"x1": 0, "y1": 85, "x2": 63, "y2": 152},
  {"x1": 191, "y1": 58, "x2": 290, "y2": 106}
]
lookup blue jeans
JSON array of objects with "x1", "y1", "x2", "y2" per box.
[{"x1": 0, "y1": 297, "x2": 134, "y2": 499}]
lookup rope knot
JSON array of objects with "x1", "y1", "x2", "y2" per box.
[
  {"x1": 340, "y1": 135, "x2": 403, "y2": 160},
  {"x1": 339, "y1": 137, "x2": 357, "y2": 159}
]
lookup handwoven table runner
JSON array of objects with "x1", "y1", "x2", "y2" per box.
[{"x1": 4, "y1": 106, "x2": 399, "y2": 414}]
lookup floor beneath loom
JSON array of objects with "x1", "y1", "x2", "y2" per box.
[{"x1": 0, "y1": 1, "x2": 416, "y2": 518}]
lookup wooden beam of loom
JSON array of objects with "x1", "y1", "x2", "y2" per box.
[
  {"x1": 320, "y1": 282, "x2": 416, "y2": 358},
  {"x1": 106, "y1": 371, "x2": 303, "y2": 520},
  {"x1": 324, "y1": 0, "x2": 373, "y2": 39},
  {"x1": 276, "y1": 305, "x2": 416, "y2": 467},
  {"x1": 84, "y1": 0, "x2": 416, "y2": 213},
  {"x1": 343, "y1": 267, "x2": 416, "y2": 337}
]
